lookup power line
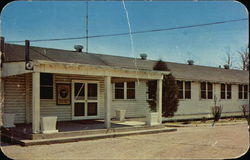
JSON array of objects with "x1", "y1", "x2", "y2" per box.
[{"x1": 6, "y1": 18, "x2": 248, "y2": 43}]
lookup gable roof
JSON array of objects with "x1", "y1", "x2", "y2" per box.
[{"x1": 3, "y1": 43, "x2": 249, "y2": 84}]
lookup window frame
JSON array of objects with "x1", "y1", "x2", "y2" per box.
[
  {"x1": 114, "y1": 82, "x2": 136, "y2": 100},
  {"x1": 177, "y1": 80, "x2": 191, "y2": 99},
  {"x1": 114, "y1": 82, "x2": 125, "y2": 99},
  {"x1": 226, "y1": 84, "x2": 232, "y2": 99},
  {"x1": 239, "y1": 84, "x2": 248, "y2": 100},
  {"x1": 40, "y1": 73, "x2": 54, "y2": 100},
  {"x1": 177, "y1": 80, "x2": 184, "y2": 99},
  {"x1": 184, "y1": 81, "x2": 191, "y2": 99},
  {"x1": 126, "y1": 82, "x2": 135, "y2": 99},
  {"x1": 243, "y1": 85, "x2": 248, "y2": 99},
  {"x1": 200, "y1": 82, "x2": 207, "y2": 99},
  {"x1": 200, "y1": 82, "x2": 213, "y2": 100},
  {"x1": 238, "y1": 84, "x2": 243, "y2": 99},
  {"x1": 221, "y1": 84, "x2": 232, "y2": 100},
  {"x1": 220, "y1": 84, "x2": 226, "y2": 99}
]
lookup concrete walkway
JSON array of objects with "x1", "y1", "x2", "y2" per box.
[{"x1": 1, "y1": 123, "x2": 248, "y2": 159}]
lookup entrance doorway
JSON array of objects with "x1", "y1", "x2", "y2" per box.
[{"x1": 72, "y1": 80, "x2": 99, "y2": 119}]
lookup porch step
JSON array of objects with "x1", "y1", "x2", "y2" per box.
[
  {"x1": 31, "y1": 124, "x2": 165, "y2": 140},
  {"x1": 17, "y1": 127, "x2": 177, "y2": 146}
]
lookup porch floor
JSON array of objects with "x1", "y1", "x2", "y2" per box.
[
  {"x1": 1, "y1": 118, "x2": 178, "y2": 146},
  {"x1": 11, "y1": 118, "x2": 146, "y2": 134},
  {"x1": 1, "y1": 118, "x2": 149, "y2": 141}
]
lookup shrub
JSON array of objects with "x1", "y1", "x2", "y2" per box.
[
  {"x1": 147, "y1": 60, "x2": 179, "y2": 117},
  {"x1": 211, "y1": 105, "x2": 223, "y2": 126},
  {"x1": 240, "y1": 104, "x2": 249, "y2": 120}
]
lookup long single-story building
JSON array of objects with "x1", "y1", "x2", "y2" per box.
[{"x1": 0, "y1": 38, "x2": 249, "y2": 133}]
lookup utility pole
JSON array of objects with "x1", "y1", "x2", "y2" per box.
[{"x1": 85, "y1": 1, "x2": 88, "y2": 53}]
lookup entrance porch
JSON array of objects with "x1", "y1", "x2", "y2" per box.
[{"x1": 1, "y1": 60, "x2": 170, "y2": 136}]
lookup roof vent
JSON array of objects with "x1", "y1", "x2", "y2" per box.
[
  {"x1": 74, "y1": 45, "x2": 83, "y2": 52},
  {"x1": 187, "y1": 60, "x2": 194, "y2": 65},
  {"x1": 224, "y1": 64, "x2": 229, "y2": 69},
  {"x1": 140, "y1": 53, "x2": 147, "y2": 60}
]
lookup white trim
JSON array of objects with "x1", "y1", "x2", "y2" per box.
[
  {"x1": 1, "y1": 62, "x2": 32, "y2": 77},
  {"x1": 33, "y1": 60, "x2": 166, "y2": 80}
]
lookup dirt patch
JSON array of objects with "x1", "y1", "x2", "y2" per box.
[{"x1": 164, "y1": 117, "x2": 248, "y2": 127}]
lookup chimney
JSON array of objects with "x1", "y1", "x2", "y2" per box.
[
  {"x1": 25, "y1": 40, "x2": 30, "y2": 62},
  {"x1": 224, "y1": 64, "x2": 229, "y2": 69},
  {"x1": 140, "y1": 53, "x2": 147, "y2": 60},
  {"x1": 187, "y1": 59, "x2": 194, "y2": 65},
  {"x1": 74, "y1": 45, "x2": 83, "y2": 52},
  {"x1": 0, "y1": 37, "x2": 5, "y2": 68}
]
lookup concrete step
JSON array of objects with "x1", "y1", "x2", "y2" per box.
[
  {"x1": 18, "y1": 127, "x2": 177, "y2": 146},
  {"x1": 31, "y1": 124, "x2": 165, "y2": 140}
]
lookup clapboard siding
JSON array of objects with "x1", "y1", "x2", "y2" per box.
[
  {"x1": 4, "y1": 74, "x2": 26, "y2": 123},
  {"x1": 39, "y1": 74, "x2": 105, "y2": 121},
  {"x1": 111, "y1": 81, "x2": 150, "y2": 118},
  {"x1": 4, "y1": 73, "x2": 149, "y2": 124}
]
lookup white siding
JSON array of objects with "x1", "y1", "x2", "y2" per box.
[
  {"x1": 3, "y1": 73, "x2": 248, "y2": 124},
  {"x1": 174, "y1": 81, "x2": 249, "y2": 119},
  {"x1": 111, "y1": 81, "x2": 150, "y2": 118},
  {"x1": 39, "y1": 74, "x2": 105, "y2": 121},
  {"x1": 4, "y1": 74, "x2": 27, "y2": 123}
]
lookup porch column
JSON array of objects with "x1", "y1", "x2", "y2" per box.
[
  {"x1": 104, "y1": 76, "x2": 111, "y2": 128},
  {"x1": 32, "y1": 72, "x2": 40, "y2": 133},
  {"x1": 156, "y1": 79, "x2": 162, "y2": 124}
]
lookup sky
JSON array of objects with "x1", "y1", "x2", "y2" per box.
[{"x1": 0, "y1": 1, "x2": 248, "y2": 68}]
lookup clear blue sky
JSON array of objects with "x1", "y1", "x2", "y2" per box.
[{"x1": 0, "y1": 1, "x2": 248, "y2": 68}]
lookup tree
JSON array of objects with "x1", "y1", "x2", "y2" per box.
[
  {"x1": 147, "y1": 60, "x2": 179, "y2": 117},
  {"x1": 224, "y1": 47, "x2": 233, "y2": 69},
  {"x1": 238, "y1": 48, "x2": 249, "y2": 71}
]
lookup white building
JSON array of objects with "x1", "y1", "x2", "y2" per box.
[{"x1": 0, "y1": 41, "x2": 249, "y2": 134}]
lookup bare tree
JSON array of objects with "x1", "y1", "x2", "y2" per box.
[
  {"x1": 238, "y1": 48, "x2": 249, "y2": 71},
  {"x1": 225, "y1": 47, "x2": 233, "y2": 69}
]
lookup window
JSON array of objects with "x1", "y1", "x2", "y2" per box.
[
  {"x1": 177, "y1": 81, "x2": 183, "y2": 99},
  {"x1": 115, "y1": 83, "x2": 124, "y2": 99},
  {"x1": 207, "y1": 82, "x2": 213, "y2": 99},
  {"x1": 239, "y1": 85, "x2": 248, "y2": 99},
  {"x1": 200, "y1": 82, "x2": 213, "y2": 99},
  {"x1": 114, "y1": 82, "x2": 135, "y2": 100},
  {"x1": 221, "y1": 84, "x2": 225, "y2": 99},
  {"x1": 227, "y1": 84, "x2": 232, "y2": 99},
  {"x1": 40, "y1": 73, "x2": 53, "y2": 99},
  {"x1": 201, "y1": 82, "x2": 207, "y2": 99},
  {"x1": 185, "y1": 81, "x2": 191, "y2": 99},
  {"x1": 127, "y1": 82, "x2": 135, "y2": 99},
  {"x1": 147, "y1": 80, "x2": 156, "y2": 100},
  {"x1": 244, "y1": 85, "x2": 248, "y2": 99},
  {"x1": 177, "y1": 80, "x2": 191, "y2": 99},
  {"x1": 239, "y1": 85, "x2": 243, "y2": 99},
  {"x1": 221, "y1": 84, "x2": 231, "y2": 99}
]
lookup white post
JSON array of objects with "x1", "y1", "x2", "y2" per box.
[
  {"x1": 104, "y1": 76, "x2": 111, "y2": 128},
  {"x1": 32, "y1": 72, "x2": 40, "y2": 133},
  {"x1": 157, "y1": 79, "x2": 162, "y2": 124}
]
